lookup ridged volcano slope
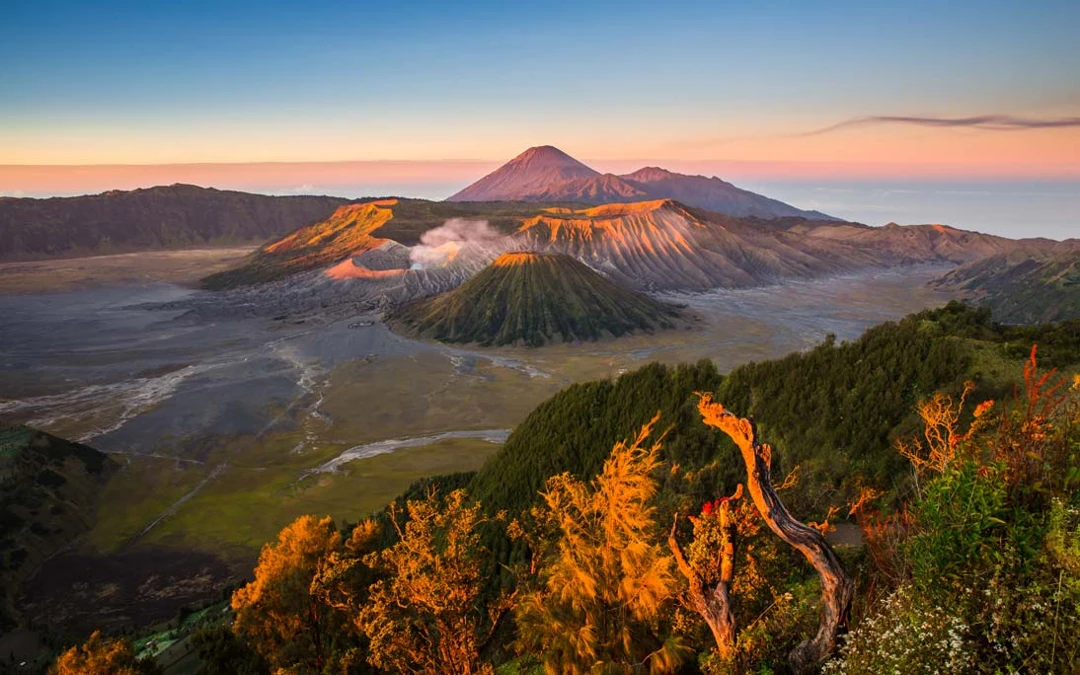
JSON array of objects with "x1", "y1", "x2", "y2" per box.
[
  {"x1": 516, "y1": 200, "x2": 878, "y2": 290},
  {"x1": 389, "y1": 252, "x2": 678, "y2": 347}
]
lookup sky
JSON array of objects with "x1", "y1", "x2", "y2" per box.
[{"x1": 2, "y1": 0, "x2": 1079, "y2": 236}]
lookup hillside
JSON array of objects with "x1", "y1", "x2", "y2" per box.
[
  {"x1": 467, "y1": 301, "x2": 1080, "y2": 554},
  {"x1": 0, "y1": 184, "x2": 350, "y2": 262},
  {"x1": 515, "y1": 200, "x2": 877, "y2": 290},
  {"x1": 785, "y1": 220, "x2": 1073, "y2": 265},
  {"x1": 931, "y1": 249, "x2": 1080, "y2": 323},
  {"x1": 446, "y1": 145, "x2": 835, "y2": 219},
  {"x1": 0, "y1": 426, "x2": 117, "y2": 628},
  {"x1": 389, "y1": 252, "x2": 679, "y2": 346}
]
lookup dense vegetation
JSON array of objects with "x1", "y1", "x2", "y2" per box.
[
  {"x1": 390, "y1": 253, "x2": 679, "y2": 347},
  {"x1": 44, "y1": 303, "x2": 1080, "y2": 673},
  {"x1": 0, "y1": 425, "x2": 117, "y2": 630},
  {"x1": 933, "y1": 249, "x2": 1080, "y2": 324},
  {"x1": 0, "y1": 185, "x2": 349, "y2": 262}
]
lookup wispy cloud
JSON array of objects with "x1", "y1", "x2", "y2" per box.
[{"x1": 800, "y1": 114, "x2": 1080, "y2": 136}]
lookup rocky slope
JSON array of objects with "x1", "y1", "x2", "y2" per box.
[
  {"x1": 446, "y1": 145, "x2": 835, "y2": 219},
  {"x1": 930, "y1": 249, "x2": 1080, "y2": 323},
  {"x1": 515, "y1": 200, "x2": 875, "y2": 290},
  {"x1": 0, "y1": 184, "x2": 350, "y2": 261},
  {"x1": 389, "y1": 252, "x2": 679, "y2": 346}
]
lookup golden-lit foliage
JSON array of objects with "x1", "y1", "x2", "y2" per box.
[
  {"x1": 895, "y1": 345, "x2": 1077, "y2": 498},
  {"x1": 995, "y1": 344, "x2": 1075, "y2": 491},
  {"x1": 895, "y1": 381, "x2": 983, "y2": 483},
  {"x1": 231, "y1": 514, "x2": 344, "y2": 674},
  {"x1": 51, "y1": 631, "x2": 147, "y2": 675},
  {"x1": 514, "y1": 415, "x2": 688, "y2": 674},
  {"x1": 355, "y1": 489, "x2": 508, "y2": 675}
]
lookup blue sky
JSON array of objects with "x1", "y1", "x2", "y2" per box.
[
  {"x1": 2, "y1": 1, "x2": 1079, "y2": 237},
  {"x1": 3, "y1": 0, "x2": 1078, "y2": 164}
]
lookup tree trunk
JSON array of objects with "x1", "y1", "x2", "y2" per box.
[
  {"x1": 667, "y1": 484, "x2": 744, "y2": 660},
  {"x1": 698, "y1": 394, "x2": 854, "y2": 674}
]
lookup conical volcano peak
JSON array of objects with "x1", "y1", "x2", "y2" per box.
[
  {"x1": 511, "y1": 145, "x2": 590, "y2": 168},
  {"x1": 446, "y1": 146, "x2": 598, "y2": 202},
  {"x1": 493, "y1": 251, "x2": 545, "y2": 266},
  {"x1": 390, "y1": 252, "x2": 678, "y2": 347}
]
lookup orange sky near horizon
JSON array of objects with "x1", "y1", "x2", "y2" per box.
[{"x1": 2, "y1": 123, "x2": 1079, "y2": 198}]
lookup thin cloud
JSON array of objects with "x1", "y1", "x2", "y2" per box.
[{"x1": 800, "y1": 114, "x2": 1080, "y2": 136}]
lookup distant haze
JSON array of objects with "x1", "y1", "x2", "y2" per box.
[{"x1": 1, "y1": 162, "x2": 1076, "y2": 241}]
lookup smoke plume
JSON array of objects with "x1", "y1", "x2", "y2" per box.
[{"x1": 409, "y1": 218, "x2": 503, "y2": 268}]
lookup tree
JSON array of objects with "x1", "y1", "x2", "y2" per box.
[
  {"x1": 51, "y1": 631, "x2": 160, "y2": 675},
  {"x1": 190, "y1": 624, "x2": 269, "y2": 675},
  {"x1": 697, "y1": 394, "x2": 853, "y2": 674},
  {"x1": 667, "y1": 484, "x2": 748, "y2": 660},
  {"x1": 355, "y1": 489, "x2": 509, "y2": 675},
  {"x1": 514, "y1": 415, "x2": 688, "y2": 674},
  {"x1": 231, "y1": 514, "x2": 346, "y2": 673}
]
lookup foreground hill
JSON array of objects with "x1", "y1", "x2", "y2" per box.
[
  {"x1": 0, "y1": 426, "x2": 117, "y2": 628},
  {"x1": 0, "y1": 184, "x2": 349, "y2": 262},
  {"x1": 390, "y1": 252, "x2": 679, "y2": 346},
  {"x1": 446, "y1": 145, "x2": 835, "y2": 219},
  {"x1": 931, "y1": 249, "x2": 1080, "y2": 323}
]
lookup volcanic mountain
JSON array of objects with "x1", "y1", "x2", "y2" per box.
[
  {"x1": 446, "y1": 146, "x2": 600, "y2": 202},
  {"x1": 389, "y1": 252, "x2": 679, "y2": 347},
  {"x1": 446, "y1": 145, "x2": 835, "y2": 220},
  {"x1": 514, "y1": 200, "x2": 876, "y2": 290}
]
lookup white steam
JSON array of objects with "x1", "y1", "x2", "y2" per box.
[{"x1": 409, "y1": 218, "x2": 503, "y2": 268}]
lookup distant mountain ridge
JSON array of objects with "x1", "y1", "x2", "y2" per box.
[
  {"x1": 446, "y1": 145, "x2": 837, "y2": 220},
  {"x1": 0, "y1": 184, "x2": 350, "y2": 262}
]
